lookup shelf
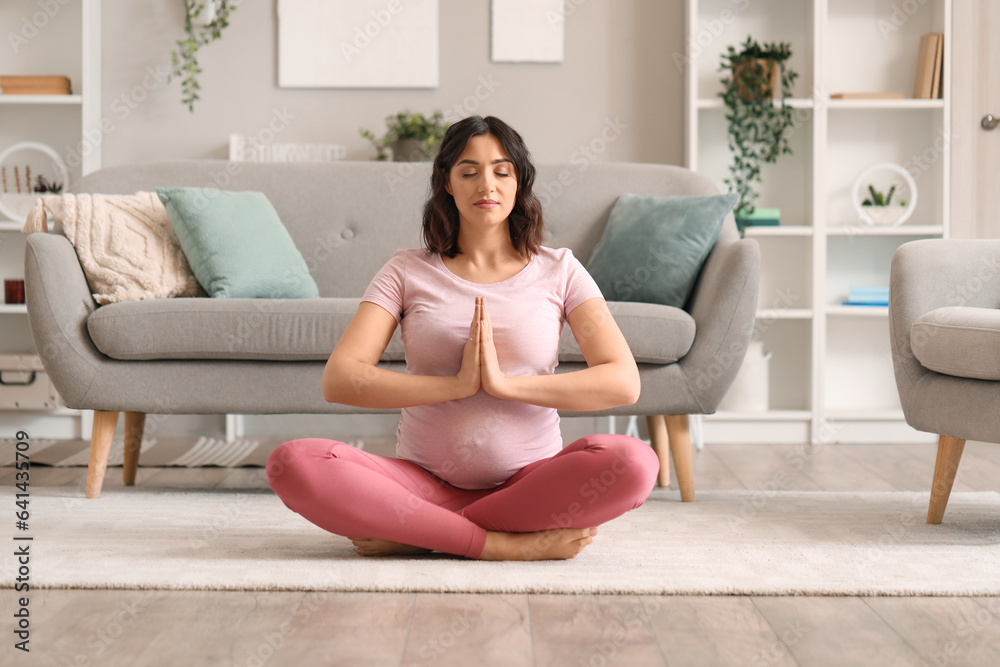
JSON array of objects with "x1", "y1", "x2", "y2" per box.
[
  {"x1": 744, "y1": 226, "x2": 814, "y2": 237},
  {"x1": 0, "y1": 305, "x2": 28, "y2": 314},
  {"x1": 757, "y1": 308, "x2": 813, "y2": 320},
  {"x1": 0, "y1": 95, "x2": 83, "y2": 105},
  {"x1": 687, "y1": 0, "x2": 950, "y2": 443},
  {"x1": 706, "y1": 410, "x2": 812, "y2": 422},
  {"x1": 697, "y1": 98, "x2": 814, "y2": 110},
  {"x1": 826, "y1": 225, "x2": 944, "y2": 236},
  {"x1": 825, "y1": 409, "x2": 906, "y2": 422},
  {"x1": 699, "y1": 98, "x2": 943, "y2": 111},
  {"x1": 827, "y1": 99, "x2": 945, "y2": 110},
  {"x1": 826, "y1": 305, "x2": 888, "y2": 317}
]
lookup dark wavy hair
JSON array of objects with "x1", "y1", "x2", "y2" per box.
[{"x1": 422, "y1": 115, "x2": 544, "y2": 258}]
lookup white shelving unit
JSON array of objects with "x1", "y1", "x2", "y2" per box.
[
  {"x1": 1, "y1": 0, "x2": 101, "y2": 438},
  {"x1": 686, "y1": 0, "x2": 950, "y2": 445}
]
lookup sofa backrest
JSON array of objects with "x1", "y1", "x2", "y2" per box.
[{"x1": 70, "y1": 160, "x2": 735, "y2": 298}]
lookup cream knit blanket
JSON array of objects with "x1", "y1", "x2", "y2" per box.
[{"x1": 23, "y1": 192, "x2": 204, "y2": 304}]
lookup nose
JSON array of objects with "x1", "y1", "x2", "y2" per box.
[{"x1": 478, "y1": 173, "x2": 497, "y2": 194}]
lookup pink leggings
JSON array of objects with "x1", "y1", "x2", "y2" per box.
[{"x1": 265, "y1": 434, "x2": 659, "y2": 560}]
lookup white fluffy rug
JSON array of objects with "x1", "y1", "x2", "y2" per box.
[{"x1": 6, "y1": 487, "x2": 1000, "y2": 595}]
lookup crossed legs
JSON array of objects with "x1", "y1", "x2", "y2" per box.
[{"x1": 265, "y1": 434, "x2": 659, "y2": 560}]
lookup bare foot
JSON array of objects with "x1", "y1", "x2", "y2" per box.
[
  {"x1": 350, "y1": 537, "x2": 433, "y2": 557},
  {"x1": 480, "y1": 527, "x2": 598, "y2": 561}
]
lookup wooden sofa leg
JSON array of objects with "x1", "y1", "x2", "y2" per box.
[
  {"x1": 665, "y1": 414, "x2": 695, "y2": 502},
  {"x1": 646, "y1": 415, "x2": 671, "y2": 488},
  {"x1": 123, "y1": 412, "x2": 146, "y2": 486},
  {"x1": 86, "y1": 410, "x2": 119, "y2": 499},
  {"x1": 927, "y1": 434, "x2": 966, "y2": 524}
]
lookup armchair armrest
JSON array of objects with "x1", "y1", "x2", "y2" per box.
[
  {"x1": 678, "y1": 233, "x2": 761, "y2": 413},
  {"x1": 889, "y1": 239, "x2": 1000, "y2": 395},
  {"x1": 24, "y1": 233, "x2": 105, "y2": 408}
]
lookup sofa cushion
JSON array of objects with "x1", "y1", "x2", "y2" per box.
[
  {"x1": 585, "y1": 192, "x2": 738, "y2": 307},
  {"x1": 87, "y1": 298, "x2": 398, "y2": 361},
  {"x1": 911, "y1": 306, "x2": 1000, "y2": 380},
  {"x1": 156, "y1": 187, "x2": 320, "y2": 299},
  {"x1": 87, "y1": 298, "x2": 695, "y2": 364}
]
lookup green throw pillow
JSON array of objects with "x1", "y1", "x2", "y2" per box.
[
  {"x1": 157, "y1": 188, "x2": 319, "y2": 299},
  {"x1": 586, "y1": 192, "x2": 737, "y2": 307}
]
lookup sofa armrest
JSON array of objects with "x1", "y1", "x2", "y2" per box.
[
  {"x1": 678, "y1": 235, "x2": 761, "y2": 413},
  {"x1": 24, "y1": 234, "x2": 105, "y2": 408},
  {"x1": 889, "y1": 239, "x2": 1000, "y2": 396}
]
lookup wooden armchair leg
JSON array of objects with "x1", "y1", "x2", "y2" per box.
[
  {"x1": 927, "y1": 434, "x2": 966, "y2": 524},
  {"x1": 123, "y1": 412, "x2": 146, "y2": 486},
  {"x1": 86, "y1": 410, "x2": 119, "y2": 499},
  {"x1": 646, "y1": 414, "x2": 671, "y2": 488},
  {"x1": 665, "y1": 414, "x2": 695, "y2": 502}
]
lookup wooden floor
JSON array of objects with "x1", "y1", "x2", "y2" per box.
[{"x1": 4, "y1": 442, "x2": 1000, "y2": 667}]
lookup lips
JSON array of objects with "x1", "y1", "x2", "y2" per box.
[{"x1": 474, "y1": 199, "x2": 499, "y2": 209}]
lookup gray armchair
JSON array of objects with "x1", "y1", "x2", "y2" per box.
[{"x1": 889, "y1": 239, "x2": 1000, "y2": 523}]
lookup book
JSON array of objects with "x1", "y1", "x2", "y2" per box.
[
  {"x1": 0, "y1": 75, "x2": 71, "y2": 88},
  {"x1": 831, "y1": 92, "x2": 906, "y2": 99},
  {"x1": 0, "y1": 75, "x2": 71, "y2": 95},
  {"x1": 0, "y1": 86, "x2": 71, "y2": 95},
  {"x1": 846, "y1": 287, "x2": 889, "y2": 305},
  {"x1": 930, "y1": 32, "x2": 944, "y2": 99},
  {"x1": 913, "y1": 33, "x2": 939, "y2": 99},
  {"x1": 737, "y1": 207, "x2": 781, "y2": 226}
]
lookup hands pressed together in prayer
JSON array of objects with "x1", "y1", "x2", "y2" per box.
[{"x1": 457, "y1": 297, "x2": 509, "y2": 399}]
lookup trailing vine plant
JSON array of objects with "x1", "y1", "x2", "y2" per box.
[
  {"x1": 718, "y1": 37, "x2": 799, "y2": 219},
  {"x1": 169, "y1": 1, "x2": 237, "y2": 112}
]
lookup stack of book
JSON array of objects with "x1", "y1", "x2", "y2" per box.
[
  {"x1": 0, "y1": 75, "x2": 72, "y2": 95},
  {"x1": 736, "y1": 208, "x2": 780, "y2": 234},
  {"x1": 843, "y1": 286, "x2": 889, "y2": 307},
  {"x1": 913, "y1": 33, "x2": 944, "y2": 99}
]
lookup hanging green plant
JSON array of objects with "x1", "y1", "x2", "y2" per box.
[
  {"x1": 169, "y1": 1, "x2": 237, "y2": 113},
  {"x1": 718, "y1": 36, "x2": 799, "y2": 220}
]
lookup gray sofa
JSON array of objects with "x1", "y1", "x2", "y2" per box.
[
  {"x1": 889, "y1": 239, "x2": 1000, "y2": 523},
  {"x1": 24, "y1": 160, "x2": 760, "y2": 498}
]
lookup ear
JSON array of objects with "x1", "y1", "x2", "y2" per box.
[{"x1": 444, "y1": 169, "x2": 452, "y2": 195}]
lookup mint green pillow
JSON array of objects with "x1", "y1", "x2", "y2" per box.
[
  {"x1": 586, "y1": 193, "x2": 737, "y2": 307},
  {"x1": 157, "y1": 188, "x2": 319, "y2": 299}
]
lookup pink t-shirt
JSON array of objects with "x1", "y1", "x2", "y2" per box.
[{"x1": 361, "y1": 246, "x2": 605, "y2": 490}]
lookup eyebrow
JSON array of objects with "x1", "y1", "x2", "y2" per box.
[{"x1": 456, "y1": 158, "x2": 513, "y2": 166}]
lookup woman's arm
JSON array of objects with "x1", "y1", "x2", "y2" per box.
[
  {"x1": 480, "y1": 297, "x2": 640, "y2": 411},
  {"x1": 322, "y1": 301, "x2": 482, "y2": 409}
]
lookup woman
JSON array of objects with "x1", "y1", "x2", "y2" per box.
[{"x1": 266, "y1": 115, "x2": 659, "y2": 561}]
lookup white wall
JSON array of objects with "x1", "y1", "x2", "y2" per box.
[{"x1": 101, "y1": 0, "x2": 684, "y2": 166}]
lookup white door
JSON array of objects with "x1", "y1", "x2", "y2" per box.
[{"x1": 952, "y1": 1, "x2": 1000, "y2": 238}]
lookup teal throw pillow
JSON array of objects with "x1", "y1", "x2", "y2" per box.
[
  {"x1": 157, "y1": 188, "x2": 319, "y2": 299},
  {"x1": 586, "y1": 193, "x2": 737, "y2": 307}
]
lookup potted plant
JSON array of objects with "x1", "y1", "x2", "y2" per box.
[
  {"x1": 852, "y1": 162, "x2": 917, "y2": 228},
  {"x1": 360, "y1": 110, "x2": 451, "y2": 162},
  {"x1": 169, "y1": 1, "x2": 237, "y2": 113},
  {"x1": 718, "y1": 37, "x2": 799, "y2": 221},
  {"x1": 861, "y1": 185, "x2": 907, "y2": 226}
]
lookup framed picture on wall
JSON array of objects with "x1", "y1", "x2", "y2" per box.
[
  {"x1": 491, "y1": 0, "x2": 564, "y2": 63},
  {"x1": 277, "y1": 0, "x2": 439, "y2": 88}
]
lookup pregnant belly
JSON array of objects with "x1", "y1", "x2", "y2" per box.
[{"x1": 395, "y1": 392, "x2": 562, "y2": 490}]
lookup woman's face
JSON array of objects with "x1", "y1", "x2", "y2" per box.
[{"x1": 445, "y1": 133, "x2": 518, "y2": 233}]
